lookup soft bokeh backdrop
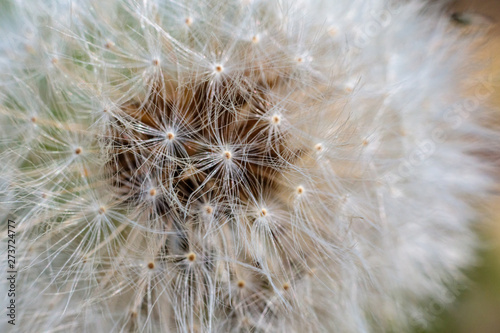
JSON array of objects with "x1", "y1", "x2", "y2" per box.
[{"x1": 425, "y1": 1, "x2": 500, "y2": 332}]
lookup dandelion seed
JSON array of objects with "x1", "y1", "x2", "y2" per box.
[
  {"x1": 166, "y1": 131, "x2": 175, "y2": 141},
  {"x1": 328, "y1": 27, "x2": 337, "y2": 36},
  {"x1": 296, "y1": 186, "x2": 304, "y2": 195},
  {"x1": 204, "y1": 205, "x2": 213, "y2": 214},
  {"x1": 74, "y1": 147, "x2": 82, "y2": 155},
  {"x1": 271, "y1": 114, "x2": 281, "y2": 125},
  {"x1": 214, "y1": 64, "x2": 224, "y2": 73},
  {"x1": 187, "y1": 252, "x2": 196, "y2": 262},
  {"x1": 260, "y1": 208, "x2": 267, "y2": 217}
]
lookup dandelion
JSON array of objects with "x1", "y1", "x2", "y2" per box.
[{"x1": 0, "y1": 0, "x2": 498, "y2": 332}]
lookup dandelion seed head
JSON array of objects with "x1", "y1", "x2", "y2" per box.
[{"x1": 1, "y1": 0, "x2": 497, "y2": 332}]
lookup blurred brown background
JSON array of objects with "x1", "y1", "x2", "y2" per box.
[{"x1": 423, "y1": 1, "x2": 500, "y2": 333}]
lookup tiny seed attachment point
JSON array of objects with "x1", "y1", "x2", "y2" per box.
[
  {"x1": 251, "y1": 35, "x2": 259, "y2": 43},
  {"x1": 152, "y1": 58, "x2": 160, "y2": 66},
  {"x1": 149, "y1": 188, "x2": 157, "y2": 197},
  {"x1": 260, "y1": 208, "x2": 267, "y2": 217},
  {"x1": 30, "y1": 116, "x2": 37, "y2": 123},
  {"x1": 283, "y1": 282, "x2": 290, "y2": 291},
  {"x1": 104, "y1": 41, "x2": 114, "y2": 49},
  {"x1": 185, "y1": 17, "x2": 193, "y2": 26},
  {"x1": 204, "y1": 205, "x2": 213, "y2": 214},
  {"x1": 98, "y1": 206, "x2": 106, "y2": 215},
  {"x1": 215, "y1": 65, "x2": 224, "y2": 73},
  {"x1": 187, "y1": 252, "x2": 196, "y2": 262},
  {"x1": 223, "y1": 151, "x2": 232, "y2": 160},
  {"x1": 271, "y1": 114, "x2": 281, "y2": 125},
  {"x1": 147, "y1": 262, "x2": 155, "y2": 270},
  {"x1": 74, "y1": 147, "x2": 82, "y2": 155},
  {"x1": 166, "y1": 132, "x2": 175, "y2": 140},
  {"x1": 296, "y1": 186, "x2": 304, "y2": 195},
  {"x1": 237, "y1": 280, "x2": 246, "y2": 288}
]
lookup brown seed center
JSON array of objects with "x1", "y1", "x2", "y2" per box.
[{"x1": 187, "y1": 252, "x2": 196, "y2": 262}]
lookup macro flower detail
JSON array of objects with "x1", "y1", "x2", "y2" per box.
[{"x1": 0, "y1": 0, "x2": 497, "y2": 332}]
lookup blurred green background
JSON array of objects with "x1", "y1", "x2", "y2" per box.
[
  {"x1": 423, "y1": 2, "x2": 500, "y2": 332},
  {"x1": 423, "y1": 234, "x2": 500, "y2": 333}
]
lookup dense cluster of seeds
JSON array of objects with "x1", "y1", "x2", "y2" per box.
[{"x1": 112, "y1": 79, "x2": 303, "y2": 210}]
